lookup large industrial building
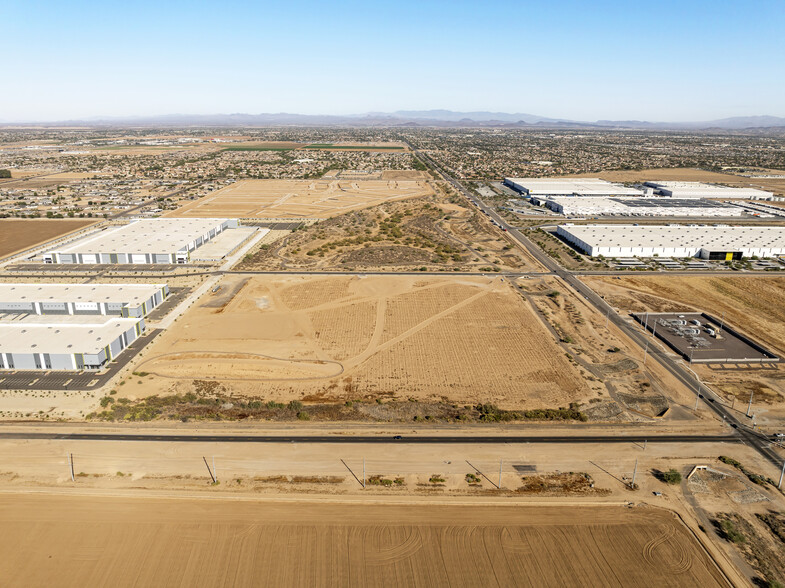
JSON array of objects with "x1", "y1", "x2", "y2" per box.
[
  {"x1": 43, "y1": 218, "x2": 239, "y2": 264},
  {"x1": 0, "y1": 283, "x2": 169, "y2": 317},
  {"x1": 0, "y1": 315, "x2": 145, "y2": 370},
  {"x1": 644, "y1": 181, "x2": 774, "y2": 200},
  {"x1": 542, "y1": 197, "x2": 743, "y2": 218},
  {"x1": 504, "y1": 178, "x2": 644, "y2": 198},
  {"x1": 557, "y1": 224, "x2": 785, "y2": 259}
]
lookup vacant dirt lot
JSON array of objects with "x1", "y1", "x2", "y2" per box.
[
  {"x1": 0, "y1": 496, "x2": 726, "y2": 588},
  {"x1": 0, "y1": 218, "x2": 96, "y2": 258},
  {"x1": 167, "y1": 178, "x2": 433, "y2": 219},
  {"x1": 239, "y1": 188, "x2": 542, "y2": 272},
  {"x1": 135, "y1": 275, "x2": 592, "y2": 408}
]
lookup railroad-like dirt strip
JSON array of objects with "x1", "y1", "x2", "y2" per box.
[
  {"x1": 0, "y1": 496, "x2": 727, "y2": 588},
  {"x1": 166, "y1": 178, "x2": 433, "y2": 219},
  {"x1": 134, "y1": 274, "x2": 593, "y2": 407}
]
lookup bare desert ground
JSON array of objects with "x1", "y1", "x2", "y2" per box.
[
  {"x1": 239, "y1": 188, "x2": 543, "y2": 272},
  {"x1": 0, "y1": 496, "x2": 727, "y2": 588},
  {"x1": 167, "y1": 178, "x2": 433, "y2": 219},
  {"x1": 134, "y1": 275, "x2": 593, "y2": 408},
  {"x1": 0, "y1": 218, "x2": 97, "y2": 258}
]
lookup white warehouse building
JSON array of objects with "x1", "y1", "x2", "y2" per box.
[
  {"x1": 557, "y1": 224, "x2": 785, "y2": 260},
  {"x1": 43, "y1": 218, "x2": 239, "y2": 264},
  {"x1": 504, "y1": 178, "x2": 644, "y2": 198},
  {"x1": 0, "y1": 283, "x2": 169, "y2": 318},
  {"x1": 644, "y1": 181, "x2": 774, "y2": 200},
  {"x1": 0, "y1": 315, "x2": 145, "y2": 370},
  {"x1": 543, "y1": 197, "x2": 743, "y2": 218}
]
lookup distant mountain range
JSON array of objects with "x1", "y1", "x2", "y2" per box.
[{"x1": 3, "y1": 111, "x2": 785, "y2": 130}]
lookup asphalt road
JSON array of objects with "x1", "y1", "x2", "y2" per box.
[
  {"x1": 0, "y1": 431, "x2": 742, "y2": 444},
  {"x1": 407, "y1": 141, "x2": 785, "y2": 470}
]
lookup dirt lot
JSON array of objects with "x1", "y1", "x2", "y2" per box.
[
  {"x1": 238, "y1": 188, "x2": 542, "y2": 272},
  {"x1": 521, "y1": 276, "x2": 698, "y2": 419},
  {"x1": 132, "y1": 275, "x2": 593, "y2": 410},
  {"x1": 0, "y1": 218, "x2": 97, "y2": 258},
  {"x1": 686, "y1": 460, "x2": 785, "y2": 588},
  {"x1": 167, "y1": 178, "x2": 433, "y2": 219},
  {"x1": 0, "y1": 495, "x2": 727, "y2": 587},
  {"x1": 582, "y1": 275, "x2": 785, "y2": 421}
]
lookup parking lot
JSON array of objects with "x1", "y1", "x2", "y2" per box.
[{"x1": 0, "y1": 329, "x2": 161, "y2": 391}]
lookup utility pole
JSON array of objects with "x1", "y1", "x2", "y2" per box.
[
  {"x1": 69, "y1": 453, "x2": 75, "y2": 482},
  {"x1": 631, "y1": 459, "x2": 638, "y2": 489},
  {"x1": 652, "y1": 320, "x2": 657, "y2": 339},
  {"x1": 779, "y1": 460, "x2": 785, "y2": 490},
  {"x1": 747, "y1": 391, "x2": 754, "y2": 417},
  {"x1": 689, "y1": 346, "x2": 695, "y2": 364},
  {"x1": 644, "y1": 439, "x2": 647, "y2": 451},
  {"x1": 719, "y1": 312, "x2": 725, "y2": 335},
  {"x1": 363, "y1": 458, "x2": 366, "y2": 489},
  {"x1": 644, "y1": 312, "x2": 649, "y2": 332},
  {"x1": 213, "y1": 456, "x2": 217, "y2": 483},
  {"x1": 499, "y1": 459, "x2": 503, "y2": 489},
  {"x1": 202, "y1": 456, "x2": 215, "y2": 483},
  {"x1": 694, "y1": 395, "x2": 699, "y2": 411}
]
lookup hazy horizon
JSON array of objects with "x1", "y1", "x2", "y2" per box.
[{"x1": 2, "y1": 0, "x2": 784, "y2": 122}]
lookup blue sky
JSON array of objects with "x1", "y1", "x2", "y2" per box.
[{"x1": 2, "y1": 0, "x2": 783, "y2": 122}]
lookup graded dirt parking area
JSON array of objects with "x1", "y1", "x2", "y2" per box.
[
  {"x1": 166, "y1": 178, "x2": 433, "y2": 219},
  {"x1": 136, "y1": 275, "x2": 592, "y2": 408},
  {"x1": 0, "y1": 496, "x2": 727, "y2": 588},
  {"x1": 0, "y1": 218, "x2": 97, "y2": 258}
]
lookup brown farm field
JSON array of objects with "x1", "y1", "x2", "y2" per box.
[
  {"x1": 0, "y1": 495, "x2": 727, "y2": 588},
  {"x1": 0, "y1": 218, "x2": 97, "y2": 258},
  {"x1": 167, "y1": 178, "x2": 433, "y2": 219},
  {"x1": 134, "y1": 275, "x2": 594, "y2": 408}
]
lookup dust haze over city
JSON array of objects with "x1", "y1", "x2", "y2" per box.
[{"x1": 2, "y1": 0, "x2": 785, "y2": 586}]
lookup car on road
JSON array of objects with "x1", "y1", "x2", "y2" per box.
[{"x1": 393, "y1": 435, "x2": 402, "y2": 440}]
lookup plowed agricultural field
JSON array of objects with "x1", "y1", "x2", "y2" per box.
[
  {"x1": 137, "y1": 275, "x2": 592, "y2": 407},
  {"x1": 0, "y1": 496, "x2": 727, "y2": 588},
  {"x1": 582, "y1": 275, "x2": 785, "y2": 354},
  {"x1": 167, "y1": 178, "x2": 433, "y2": 219},
  {"x1": 0, "y1": 218, "x2": 96, "y2": 258}
]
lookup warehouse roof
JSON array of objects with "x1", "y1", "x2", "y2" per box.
[
  {"x1": 546, "y1": 197, "x2": 742, "y2": 217},
  {"x1": 0, "y1": 283, "x2": 166, "y2": 305},
  {"x1": 51, "y1": 218, "x2": 233, "y2": 255},
  {"x1": 558, "y1": 224, "x2": 785, "y2": 250},
  {"x1": 506, "y1": 178, "x2": 643, "y2": 196},
  {"x1": 644, "y1": 181, "x2": 773, "y2": 199},
  {"x1": 0, "y1": 316, "x2": 142, "y2": 355}
]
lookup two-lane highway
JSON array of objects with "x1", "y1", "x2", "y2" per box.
[{"x1": 0, "y1": 431, "x2": 742, "y2": 444}]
